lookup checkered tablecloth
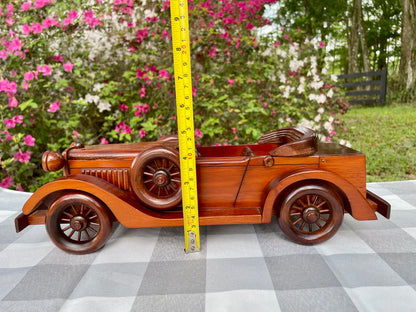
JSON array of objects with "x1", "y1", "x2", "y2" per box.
[{"x1": 1, "y1": 180, "x2": 416, "y2": 312}]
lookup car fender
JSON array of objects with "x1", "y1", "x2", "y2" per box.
[
  {"x1": 262, "y1": 169, "x2": 378, "y2": 223},
  {"x1": 22, "y1": 174, "x2": 184, "y2": 228}
]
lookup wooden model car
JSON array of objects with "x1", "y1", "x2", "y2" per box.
[{"x1": 15, "y1": 126, "x2": 390, "y2": 254}]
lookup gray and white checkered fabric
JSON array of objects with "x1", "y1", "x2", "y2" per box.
[{"x1": 1, "y1": 180, "x2": 416, "y2": 312}]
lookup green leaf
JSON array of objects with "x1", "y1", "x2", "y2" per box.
[
  {"x1": 19, "y1": 99, "x2": 38, "y2": 111},
  {"x1": 141, "y1": 119, "x2": 158, "y2": 132}
]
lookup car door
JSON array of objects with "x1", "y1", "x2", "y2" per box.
[{"x1": 196, "y1": 156, "x2": 250, "y2": 208}]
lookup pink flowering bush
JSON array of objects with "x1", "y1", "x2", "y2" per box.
[{"x1": 0, "y1": 0, "x2": 348, "y2": 191}]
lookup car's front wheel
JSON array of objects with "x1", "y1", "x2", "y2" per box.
[
  {"x1": 278, "y1": 184, "x2": 344, "y2": 245},
  {"x1": 45, "y1": 193, "x2": 113, "y2": 254}
]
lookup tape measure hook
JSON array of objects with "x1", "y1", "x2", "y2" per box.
[{"x1": 186, "y1": 230, "x2": 200, "y2": 253}]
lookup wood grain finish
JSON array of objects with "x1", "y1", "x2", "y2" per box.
[
  {"x1": 258, "y1": 126, "x2": 317, "y2": 156},
  {"x1": 81, "y1": 168, "x2": 131, "y2": 191},
  {"x1": 316, "y1": 142, "x2": 367, "y2": 198},
  {"x1": 15, "y1": 126, "x2": 391, "y2": 253},
  {"x1": 42, "y1": 151, "x2": 64, "y2": 172},
  {"x1": 196, "y1": 157, "x2": 249, "y2": 208}
]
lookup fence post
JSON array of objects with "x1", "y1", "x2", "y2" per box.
[{"x1": 380, "y1": 68, "x2": 387, "y2": 105}]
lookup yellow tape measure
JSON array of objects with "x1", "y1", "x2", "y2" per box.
[{"x1": 170, "y1": 0, "x2": 200, "y2": 253}]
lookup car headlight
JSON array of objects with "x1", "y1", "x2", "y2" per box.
[{"x1": 42, "y1": 151, "x2": 64, "y2": 172}]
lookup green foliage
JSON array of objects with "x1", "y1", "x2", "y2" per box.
[
  {"x1": 268, "y1": 0, "x2": 403, "y2": 76},
  {"x1": 343, "y1": 104, "x2": 416, "y2": 182}
]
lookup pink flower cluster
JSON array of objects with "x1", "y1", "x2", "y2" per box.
[
  {"x1": 0, "y1": 130, "x2": 14, "y2": 142},
  {"x1": 115, "y1": 121, "x2": 132, "y2": 134},
  {"x1": 83, "y1": 11, "x2": 101, "y2": 28},
  {"x1": 134, "y1": 104, "x2": 150, "y2": 117},
  {"x1": 9, "y1": 97, "x2": 19, "y2": 108},
  {"x1": 62, "y1": 10, "x2": 78, "y2": 28},
  {"x1": 14, "y1": 149, "x2": 31, "y2": 163},
  {"x1": 158, "y1": 69, "x2": 170, "y2": 81},
  {"x1": 37, "y1": 64, "x2": 52, "y2": 76},
  {"x1": 24, "y1": 71, "x2": 35, "y2": 81},
  {"x1": 24, "y1": 135, "x2": 36, "y2": 146},
  {"x1": 0, "y1": 78, "x2": 17, "y2": 95},
  {"x1": 47, "y1": 101, "x2": 61, "y2": 113},
  {"x1": 135, "y1": 66, "x2": 171, "y2": 98},
  {"x1": 34, "y1": 0, "x2": 54, "y2": 9},
  {"x1": 113, "y1": 0, "x2": 134, "y2": 15},
  {"x1": 21, "y1": 19, "x2": 59, "y2": 35},
  {"x1": 63, "y1": 61, "x2": 74, "y2": 72},
  {"x1": 4, "y1": 115, "x2": 23, "y2": 129},
  {"x1": 119, "y1": 104, "x2": 129, "y2": 111},
  {"x1": 20, "y1": 2, "x2": 32, "y2": 12},
  {"x1": 4, "y1": 3, "x2": 15, "y2": 26},
  {"x1": 0, "y1": 176, "x2": 14, "y2": 189},
  {"x1": 188, "y1": 0, "x2": 277, "y2": 64},
  {"x1": 42, "y1": 17, "x2": 60, "y2": 28},
  {"x1": 138, "y1": 85, "x2": 146, "y2": 98},
  {"x1": 22, "y1": 22, "x2": 43, "y2": 35},
  {"x1": 136, "y1": 27, "x2": 148, "y2": 44},
  {"x1": 195, "y1": 129, "x2": 203, "y2": 138},
  {"x1": 198, "y1": 0, "x2": 274, "y2": 30},
  {"x1": 1, "y1": 36, "x2": 24, "y2": 58}
]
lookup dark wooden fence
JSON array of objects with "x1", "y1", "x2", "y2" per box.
[{"x1": 337, "y1": 68, "x2": 387, "y2": 105}]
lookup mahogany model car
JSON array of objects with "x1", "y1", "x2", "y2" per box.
[{"x1": 15, "y1": 126, "x2": 390, "y2": 254}]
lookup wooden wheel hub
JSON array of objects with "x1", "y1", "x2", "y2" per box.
[
  {"x1": 130, "y1": 146, "x2": 182, "y2": 210},
  {"x1": 70, "y1": 216, "x2": 87, "y2": 231},
  {"x1": 45, "y1": 193, "x2": 113, "y2": 254},
  {"x1": 153, "y1": 170, "x2": 170, "y2": 187},
  {"x1": 279, "y1": 185, "x2": 344, "y2": 245},
  {"x1": 303, "y1": 207, "x2": 320, "y2": 223}
]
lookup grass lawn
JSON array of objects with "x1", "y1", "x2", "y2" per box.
[{"x1": 343, "y1": 103, "x2": 416, "y2": 182}]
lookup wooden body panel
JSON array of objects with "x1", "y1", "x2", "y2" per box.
[
  {"x1": 17, "y1": 128, "x2": 389, "y2": 234},
  {"x1": 316, "y1": 142, "x2": 366, "y2": 197},
  {"x1": 198, "y1": 144, "x2": 277, "y2": 157},
  {"x1": 67, "y1": 141, "x2": 177, "y2": 158},
  {"x1": 262, "y1": 169, "x2": 378, "y2": 223},
  {"x1": 196, "y1": 157, "x2": 249, "y2": 208},
  {"x1": 236, "y1": 156, "x2": 319, "y2": 208},
  {"x1": 19, "y1": 175, "x2": 262, "y2": 229}
]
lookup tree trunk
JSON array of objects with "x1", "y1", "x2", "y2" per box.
[
  {"x1": 348, "y1": 0, "x2": 370, "y2": 73},
  {"x1": 358, "y1": 8, "x2": 371, "y2": 72},
  {"x1": 377, "y1": 39, "x2": 387, "y2": 71},
  {"x1": 399, "y1": 0, "x2": 416, "y2": 90},
  {"x1": 348, "y1": 0, "x2": 360, "y2": 73}
]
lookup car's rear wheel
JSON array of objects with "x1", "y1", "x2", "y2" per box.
[
  {"x1": 278, "y1": 185, "x2": 344, "y2": 245},
  {"x1": 45, "y1": 193, "x2": 112, "y2": 254},
  {"x1": 131, "y1": 146, "x2": 181, "y2": 210}
]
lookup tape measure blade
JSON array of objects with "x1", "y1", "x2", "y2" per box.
[{"x1": 170, "y1": 0, "x2": 200, "y2": 253}]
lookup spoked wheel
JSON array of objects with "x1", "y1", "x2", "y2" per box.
[
  {"x1": 278, "y1": 185, "x2": 344, "y2": 245},
  {"x1": 45, "y1": 193, "x2": 112, "y2": 254},
  {"x1": 131, "y1": 146, "x2": 181, "y2": 210}
]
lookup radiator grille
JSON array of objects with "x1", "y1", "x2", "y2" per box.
[{"x1": 81, "y1": 168, "x2": 131, "y2": 191}]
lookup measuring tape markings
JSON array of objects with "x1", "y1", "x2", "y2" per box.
[{"x1": 170, "y1": 0, "x2": 200, "y2": 253}]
